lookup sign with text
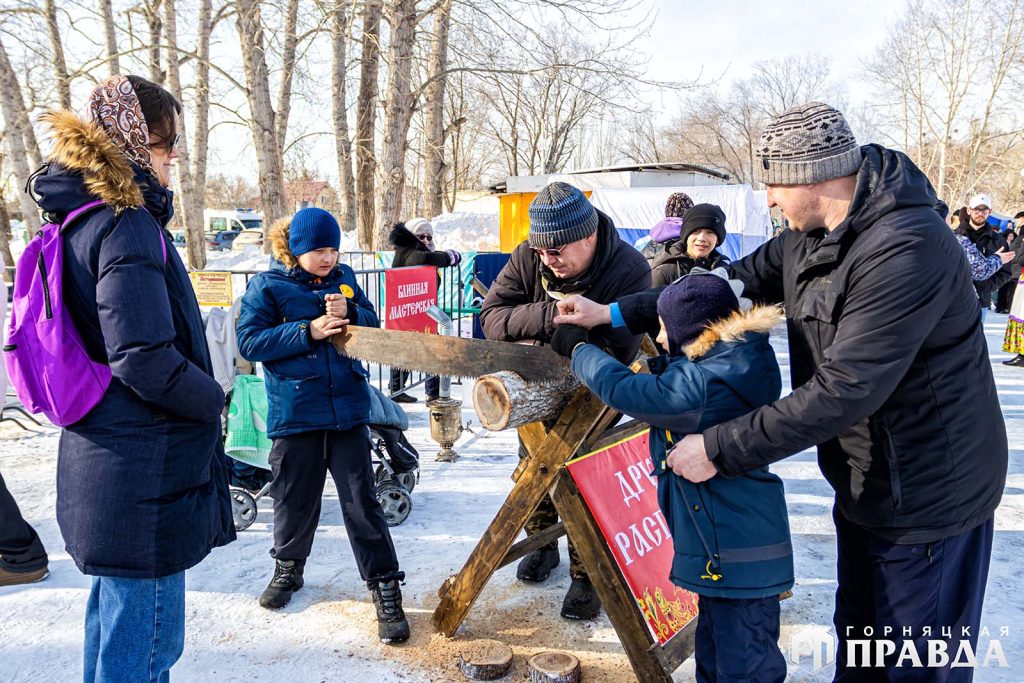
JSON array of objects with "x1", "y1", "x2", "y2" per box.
[
  {"x1": 566, "y1": 430, "x2": 698, "y2": 644},
  {"x1": 385, "y1": 266, "x2": 438, "y2": 333},
  {"x1": 188, "y1": 271, "x2": 233, "y2": 307}
]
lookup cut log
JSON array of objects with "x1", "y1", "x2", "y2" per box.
[
  {"x1": 457, "y1": 640, "x2": 514, "y2": 680},
  {"x1": 473, "y1": 371, "x2": 579, "y2": 431},
  {"x1": 527, "y1": 652, "x2": 581, "y2": 683}
]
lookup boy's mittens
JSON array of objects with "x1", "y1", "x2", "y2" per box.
[{"x1": 550, "y1": 324, "x2": 589, "y2": 357}]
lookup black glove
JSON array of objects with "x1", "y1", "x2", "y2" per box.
[{"x1": 550, "y1": 324, "x2": 589, "y2": 358}]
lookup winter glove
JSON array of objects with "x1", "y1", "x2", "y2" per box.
[
  {"x1": 445, "y1": 249, "x2": 462, "y2": 266},
  {"x1": 550, "y1": 324, "x2": 589, "y2": 358}
]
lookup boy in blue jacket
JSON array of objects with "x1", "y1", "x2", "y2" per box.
[
  {"x1": 550, "y1": 272, "x2": 793, "y2": 683},
  {"x1": 237, "y1": 208, "x2": 409, "y2": 643}
]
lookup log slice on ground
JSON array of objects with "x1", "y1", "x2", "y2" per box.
[
  {"x1": 456, "y1": 639, "x2": 514, "y2": 680},
  {"x1": 527, "y1": 651, "x2": 581, "y2": 683}
]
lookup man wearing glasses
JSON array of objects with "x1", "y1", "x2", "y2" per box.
[
  {"x1": 480, "y1": 182, "x2": 651, "y2": 620},
  {"x1": 957, "y1": 194, "x2": 1012, "y2": 324}
]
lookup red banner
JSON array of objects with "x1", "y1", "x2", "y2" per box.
[
  {"x1": 566, "y1": 430, "x2": 698, "y2": 644},
  {"x1": 384, "y1": 266, "x2": 438, "y2": 332}
]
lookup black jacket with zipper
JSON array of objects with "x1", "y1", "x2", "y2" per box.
[
  {"x1": 956, "y1": 221, "x2": 1011, "y2": 307},
  {"x1": 618, "y1": 145, "x2": 1007, "y2": 544}
]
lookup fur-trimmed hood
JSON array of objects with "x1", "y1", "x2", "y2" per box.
[
  {"x1": 35, "y1": 110, "x2": 146, "y2": 212},
  {"x1": 389, "y1": 222, "x2": 428, "y2": 251},
  {"x1": 684, "y1": 304, "x2": 783, "y2": 361},
  {"x1": 268, "y1": 218, "x2": 298, "y2": 269}
]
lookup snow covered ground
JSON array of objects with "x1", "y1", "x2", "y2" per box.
[{"x1": 1, "y1": 316, "x2": 1022, "y2": 682}]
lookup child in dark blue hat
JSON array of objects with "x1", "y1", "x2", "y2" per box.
[
  {"x1": 237, "y1": 207, "x2": 410, "y2": 643},
  {"x1": 550, "y1": 271, "x2": 794, "y2": 683}
]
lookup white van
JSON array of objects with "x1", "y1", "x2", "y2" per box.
[{"x1": 204, "y1": 209, "x2": 263, "y2": 234}]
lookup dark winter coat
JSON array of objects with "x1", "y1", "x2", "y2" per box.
[
  {"x1": 236, "y1": 221, "x2": 377, "y2": 438},
  {"x1": 616, "y1": 145, "x2": 1007, "y2": 544},
  {"x1": 650, "y1": 242, "x2": 730, "y2": 288},
  {"x1": 956, "y1": 221, "x2": 1012, "y2": 306},
  {"x1": 571, "y1": 306, "x2": 793, "y2": 598},
  {"x1": 31, "y1": 111, "x2": 235, "y2": 579},
  {"x1": 480, "y1": 210, "x2": 652, "y2": 363},
  {"x1": 389, "y1": 223, "x2": 459, "y2": 270}
]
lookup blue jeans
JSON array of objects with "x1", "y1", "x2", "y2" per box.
[
  {"x1": 83, "y1": 572, "x2": 186, "y2": 683},
  {"x1": 979, "y1": 306, "x2": 988, "y2": 325}
]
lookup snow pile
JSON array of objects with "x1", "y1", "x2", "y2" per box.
[{"x1": 430, "y1": 212, "x2": 500, "y2": 253}]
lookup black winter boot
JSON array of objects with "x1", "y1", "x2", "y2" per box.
[
  {"x1": 259, "y1": 559, "x2": 305, "y2": 609},
  {"x1": 516, "y1": 544, "x2": 560, "y2": 583},
  {"x1": 370, "y1": 579, "x2": 410, "y2": 644},
  {"x1": 561, "y1": 576, "x2": 601, "y2": 620}
]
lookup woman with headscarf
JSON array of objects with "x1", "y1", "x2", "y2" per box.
[{"x1": 29, "y1": 75, "x2": 235, "y2": 681}]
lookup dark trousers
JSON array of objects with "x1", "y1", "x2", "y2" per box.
[
  {"x1": 517, "y1": 430, "x2": 586, "y2": 579},
  {"x1": 389, "y1": 368, "x2": 440, "y2": 399},
  {"x1": 995, "y1": 280, "x2": 1016, "y2": 312},
  {"x1": 694, "y1": 594, "x2": 786, "y2": 683},
  {"x1": 268, "y1": 426, "x2": 401, "y2": 585},
  {"x1": 833, "y1": 506, "x2": 993, "y2": 682},
  {"x1": 0, "y1": 470, "x2": 47, "y2": 571}
]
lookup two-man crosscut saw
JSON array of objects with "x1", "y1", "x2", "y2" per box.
[{"x1": 331, "y1": 326, "x2": 569, "y2": 383}]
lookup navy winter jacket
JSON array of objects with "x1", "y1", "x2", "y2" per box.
[
  {"x1": 236, "y1": 223, "x2": 377, "y2": 438},
  {"x1": 571, "y1": 306, "x2": 794, "y2": 599},
  {"x1": 31, "y1": 111, "x2": 235, "y2": 578}
]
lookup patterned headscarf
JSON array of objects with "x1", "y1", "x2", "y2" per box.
[
  {"x1": 87, "y1": 75, "x2": 155, "y2": 177},
  {"x1": 665, "y1": 192, "x2": 694, "y2": 219}
]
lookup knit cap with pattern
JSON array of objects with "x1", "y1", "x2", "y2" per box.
[
  {"x1": 527, "y1": 182, "x2": 599, "y2": 249},
  {"x1": 757, "y1": 102, "x2": 862, "y2": 185}
]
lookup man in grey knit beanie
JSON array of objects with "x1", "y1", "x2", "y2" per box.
[{"x1": 553, "y1": 100, "x2": 1004, "y2": 681}]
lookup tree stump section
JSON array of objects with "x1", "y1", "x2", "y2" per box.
[
  {"x1": 457, "y1": 640, "x2": 514, "y2": 681},
  {"x1": 527, "y1": 652, "x2": 581, "y2": 683},
  {"x1": 473, "y1": 371, "x2": 579, "y2": 431}
]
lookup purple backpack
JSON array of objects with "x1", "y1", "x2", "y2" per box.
[{"x1": 3, "y1": 200, "x2": 165, "y2": 426}]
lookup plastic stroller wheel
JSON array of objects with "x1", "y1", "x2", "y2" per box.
[
  {"x1": 230, "y1": 487, "x2": 258, "y2": 531},
  {"x1": 376, "y1": 483, "x2": 412, "y2": 527},
  {"x1": 375, "y1": 464, "x2": 417, "y2": 494}
]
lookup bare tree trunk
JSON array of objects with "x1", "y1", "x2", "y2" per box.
[
  {"x1": 0, "y1": 176, "x2": 15, "y2": 284},
  {"x1": 0, "y1": 41, "x2": 40, "y2": 231},
  {"x1": 163, "y1": 0, "x2": 206, "y2": 270},
  {"x1": 332, "y1": 0, "x2": 356, "y2": 232},
  {"x1": 355, "y1": 0, "x2": 382, "y2": 248},
  {"x1": 0, "y1": 37, "x2": 41, "y2": 171},
  {"x1": 100, "y1": 0, "x2": 120, "y2": 76},
  {"x1": 191, "y1": 0, "x2": 213, "y2": 246},
  {"x1": 275, "y1": 0, "x2": 299, "y2": 154},
  {"x1": 44, "y1": 0, "x2": 72, "y2": 109},
  {"x1": 421, "y1": 0, "x2": 451, "y2": 219},
  {"x1": 144, "y1": 0, "x2": 164, "y2": 85},
  {"x1": 375, "y1": 0, "x2": 418, "y2": 247},
  {"x1": 236, "y1": 0, "x2": 287, "y2": 236}
]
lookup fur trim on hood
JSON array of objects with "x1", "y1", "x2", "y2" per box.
[
  {"x1": 40, "y1": 110, "x2": 144, "y2": 211},
  {"x1": 685, "y1": 305, "x2": 783, "y2": 361},
  {"x1": 389, "y1": 222, "x2": 426, "y2": 251},
  {"x1": 269, "y1": 218, "x2": 297, "y2": 268}
]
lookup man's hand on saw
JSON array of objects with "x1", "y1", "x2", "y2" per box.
[{"x1": 553, "y1": 295, "x2": 612, "y2": 329}]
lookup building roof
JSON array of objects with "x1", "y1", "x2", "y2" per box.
[
  {"x1": 563, "y1": 161, "x2": 730, "y2": 180},
  {"x1": 285, "y1": 179, "x2": 331, "y2": 203}
]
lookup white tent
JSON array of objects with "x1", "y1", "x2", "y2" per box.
[{"x1": 589, "y1": 185, "x2": 771, "y2": 260}]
